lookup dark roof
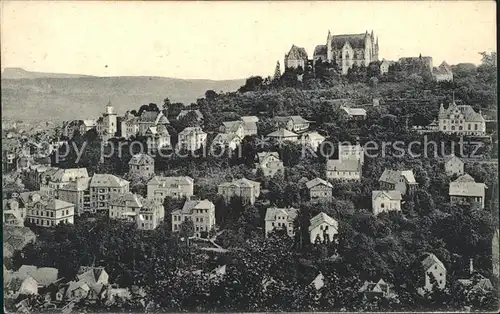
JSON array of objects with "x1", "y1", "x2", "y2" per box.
[
  {"x1": 286, "y1": 45, "x2": 308, "y2": 60},
  {"x1": 314, "y1": 45, "x2": 327, "y2": 56},
  {"x1": 330, "y1": 34, "x2": 367, "y2": 49}
]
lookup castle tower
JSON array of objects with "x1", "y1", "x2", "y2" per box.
[
  {"x1": 374, "y1": 37, "x2": 379, "y2": 61},
  {"x1": 103, "y1": 100, "x2": 117, "y2": 138}
]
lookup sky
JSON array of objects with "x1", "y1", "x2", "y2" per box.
[{"x1": 1, "y1": 1, "x2": 497, "y2": 80}]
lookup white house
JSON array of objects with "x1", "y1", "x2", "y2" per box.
[
  {"x1": 341, "y1": 106, "x2": 367, "y2": 120},
  {"x1": 145, "y1": 125, "x2": 171, "y2": 151},
  {"x1": 417, "y1": 253, "x2": 446, "y2": 296},
  {"x1": 299, "y1": 131, "x2": 326, "y2": 151},
  {"x1": 371, "y1": 190, "x2": 402, "y2": 216},
  {"x1": 379, "y1": 169, "x2": 418, "y2": 195},
  {"x1": 212, "y1": 133, "x2": 242, "y2": 150},
  {"x1": 305, "y1": 178, "x2": 333, "y2": 202},
  {"x1": 171, "y1": 199, "x2": 216, "y2": 237},
  {"x1": 438, "y1": 100, "x2": 486, "y2": 136},
  {"x1": 147, "y1": 176, "x2": 194, "y2": 203},
  {"x1": 443, "y1": 155, "x2": 464, "y2": 177},
  {"x1": 339, "y1": 143, "x2": 364, "y2": 164},
  {"x1": 264, "y1": 207, "x2": 299, "y2": 238},
  {"x1": 326, "y1": 159, "x2": 362, "y2": 181},
  {"x1": 255, "y1": 152, "x2": 284, "y2": 177},
  {"x1": 266, "y1": 129, "x2": 299, "y2": 143},
  {"x1": 308, "y1": 212, "x2": 339, "y2": 244},
  {"x1": 449, "y1": 174, "x2": 487, "y2": 209},
  {"x1": 178, "y1": 127, "x2": 207, "y2": 151}
]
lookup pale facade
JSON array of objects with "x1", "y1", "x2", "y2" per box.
[
  {"x1": 128, "y1": 153, "x2": 155, "y2": 178},
  {"x1": 443, "y1": 155, "x2": 464, "y2": 177},
  {"x1": 217, "y1": 178, "x2": 261, "y2": 205},
  {"x1": 178, "y1": 127, "x2": 207, "y2": 151},
  {"x1": 299, "y1": 132, "x2": 326, "y2": 151},
  {"x1": 371, "y1": 190, "x2": 402, "y2": 216},
  {"x1": 438, "y1": 101, "x2": 486, "y2": 136},
  {"x1": 25, "y1": 195, "x2": 75, "y2": 227},
  {"x1": 40, "y1": 168, "x2": 89, "y2": 198},
  {"x1": 339, "y1": 144, "x2": 364, "y2": 164},
  {"x1": 309, "y1": 212, "x2": 339, "y2": 244},
  {"x1": 109, "y1": 192, "x2": 164, "y2": 230},
  {"x1": 326, "y1": 159, "x2": 362, "y2": 181},
  {"x1": 275, "y1": 116, "x2": 311, "y2": 133},
  {"x1": 147, "y1": 176, "x2": 194, "y2": 203},
  {"x1": 172, "y1": 199, "x2": 216, "y2": 237},
  {"x1": 314, "y1": 30, "x2": 379, "y2": 75},
  {"x1": 379, "y1": 169, "x2": 418, "y2": 195},
  {"x1": 284, "y1": 45, "x2": 308, "y2": 69},
  {"x1": 380, "y1": 60, "x2": 395, "y2": 75},
  {"x1": 449, "y1": 174, "x2": 487, "y2": 209},
  {"x1": 266, "y1": 129, "x2": 299, "y2": 143},
  {"x1": 90, "y1": 174, "x2": 130, "y2": 212},
  {"x1": 96, "y1": 102, "x2": 117, "y2": 141},
  {"x1": 58, "y1": 177, "x2": 92, "y2": 216},
  {"x1": 264, "y1": 207, "x2": 299, "y2": 238},
  {"x1": 255, "y1": 152, "x2": 284, "y2": 177},
  {"x1": 306, "y1": 178, "x2": 333, "y2": 202},
  {"x1": 417, "y1": 253, "x2": 447, "y2": 296}
]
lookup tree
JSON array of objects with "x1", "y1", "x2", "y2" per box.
[
  {"x1": 273, "y1": 61, "x2": 282, "y2": 81},
  {"x1": 205, "y1": 90, "x2": 218, "y2": 101}
]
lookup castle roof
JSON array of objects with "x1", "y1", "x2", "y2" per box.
[
  {"x1": 330, "y1": 33, "x2": 367, "y2": 49},
  {"x1": 286, "y1": 45, "x2": 308, "y2": 60}
]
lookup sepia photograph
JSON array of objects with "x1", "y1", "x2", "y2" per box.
[{"x1": 1, "y1": 0, "x2": 498, "y2": 312}]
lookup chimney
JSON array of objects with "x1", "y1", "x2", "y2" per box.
[{"x1": 469, "y1": 258, "x2": 474, "y2": 275}]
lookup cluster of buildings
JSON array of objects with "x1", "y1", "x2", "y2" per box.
[{"x1": 283, "y1": 29, "x2": 453, "y2": 82}]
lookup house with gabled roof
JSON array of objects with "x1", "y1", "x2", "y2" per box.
[
  {"x1": 147, "y1": 176, "x2": 194, "y2": 203},
  {"x1": 358, "y1": 278, "x2": 395, "y2": 300},
  {"x1": 176, "y1": 109, "x2": 204, "y2": 122},
  {"x1": 284, "y1": 45, "x2": 308, "y2": 69},
  {"x1": 326, "y1": 159, "x2": 362, "y2": 181},
  {"x1": 217, "y1": 178, "x2": 261, "y2": 205},
  {"x1": 417, "y1": 253, "x2": 446, "y2": 296},
  {"x1": 266, "y1": 128, "x2": 299, "y2": 143},
  {"x1": 274, "y1": 116, "x2": 313, "y2": 133},
  {"x1": 341, "y1": 106, "x2": 367, "y2": 120},
  {"x1": 379, "y1": 169, "x2": 418, "y2": 195},
  {"x1": 442, "y1": 155, "x2": 464, "y2": 177},
  {"x1": 264, "y1": 207, "x2": 299, "y2": 238},
  {"x1": 145, "y1": 125, "x2": 171, "y2": 151},
  {"x1": 213, "y1": 132, "x2": 242, "y2": 150},
  {"x1": 438, "y1": 99, "x2": 486, "y2": 136},
  {"x1": 40, "y1": 168, "x2": 89, "y2": 197},
  {"x1": 299, "y1": 131, "x2": 325, "y2": 151},
  {"x1": 178, "y1": 126, "x2": 207, "y2": 151},
  {"x1": 433, "y1": 61, "x2": 453, "y2": 82},
  {"x1": 128, "y1": 153, "x2": 155, "y2": 178},
  {"x1": 449, "y1": 173, "x2": 487, "y2": 209},
  {"x1": 306, "y1": 178, "x2": 333, "y2": 202},
  {"x1": 371, "y1": 190, "x2": 402, "y2": 216},
  {"x1": 309, "y1": 212, "x2": 339, "y2": 244},
  {"x1": 24, "y1": 196, "x2": 75, "y2": 227},
  {"x1": 137, "y1": 111, "x2": 169, "y2": 136},
  {"x1": 172, "y1": 199, "x2": 215, "y2": 237},
  {"x1": 255, "y1": 152, "x2": 284, "y2": 177}
]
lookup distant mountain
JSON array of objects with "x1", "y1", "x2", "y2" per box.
[
  {"x1": 1, "y1": 69, "x2": 245, "y2": 121},
  {"x1": 1, "y1": 67, "x2": 95, "y2": 79}
]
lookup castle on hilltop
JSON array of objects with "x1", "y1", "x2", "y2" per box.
[{"x1": 285, "y1": 30, "x2": 379, "y2": 75}]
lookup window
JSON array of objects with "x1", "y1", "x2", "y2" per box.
[
  {"x1": 439, "y1": 273, "x2": 442, "y2": 276},
  {"x1": 459, "y1": 126, "x2": 463, "y2": 131},
  {"x1": 475, "y1": 124, "x2": 478, "y2": 130},
  {"x1": 434, "y1": 266, "x2": 437, "y2": 270},
  {"x1": 443, "y1": 126, "x2": 446, "y2": 130},
  {"x1": 451, "y1": 126, "x2": 455, "y2": 131},
  {"x1": 381, "y1": 203, "x2": 385, "y2": 208}
]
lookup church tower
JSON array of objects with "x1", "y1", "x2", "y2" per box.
[
  {"x1": 326, "y1": 30, "x2": 333, "y2": 61},
  {"x1": 103, "y1": 100, "x2": 117, "y2": 138}
]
